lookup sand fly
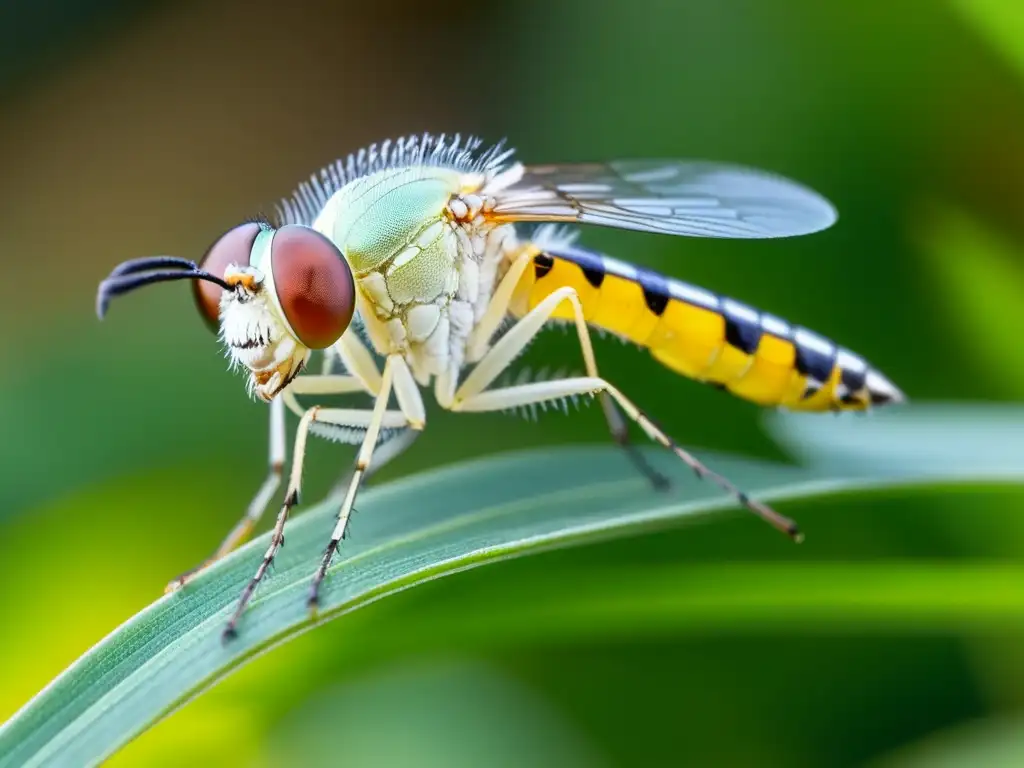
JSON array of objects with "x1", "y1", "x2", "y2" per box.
[{"x1": 96, "y1": 133, "x2": 904, "y2": 639}]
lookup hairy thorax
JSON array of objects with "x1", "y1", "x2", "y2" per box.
[{"x1": 312, "y1": 165, "x2": 518, "y2": 386}]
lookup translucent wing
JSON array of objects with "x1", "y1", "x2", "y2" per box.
[{"x1": 488, "y1": 160, "x2": 837, "y2": 239}]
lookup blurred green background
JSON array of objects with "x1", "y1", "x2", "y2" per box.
[{"x1": 3, "y1": 0, "x2": 1024, "y2": 765}]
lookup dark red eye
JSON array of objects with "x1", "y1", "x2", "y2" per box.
[
  {"x1": 271, "y1": 225, "x2": 355, "y2": 349},
  {"x1": 193, "y1": 222, "x2": 262, "y2": 330}
]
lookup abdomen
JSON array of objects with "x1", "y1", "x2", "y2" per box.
[{"x1": 508, "y1": 242, "x2": 903, "y2": 412}]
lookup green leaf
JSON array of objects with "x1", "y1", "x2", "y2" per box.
[{"x1": 2, "y1": 404, "x2": 1023, "y2": 767}]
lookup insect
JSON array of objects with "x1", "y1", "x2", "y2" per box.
[{"x1": 96, "y1": 133, "x2": 904, "y2": 640}]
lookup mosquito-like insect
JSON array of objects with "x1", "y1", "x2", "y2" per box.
[{"x1": 96, "y1": 133, "x2": 904, "y2": 639}]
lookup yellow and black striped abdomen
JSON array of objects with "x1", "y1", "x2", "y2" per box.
[{"x1": 508, "y1": 243, "x2": 904, "y2": 412}]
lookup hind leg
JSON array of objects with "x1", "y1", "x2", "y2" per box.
[
  {"x1": 466, "y1": 246, "x2": 669, "y2": 489},
  {"x1": 453, "y1": 285, "x2": 802, "y2": 540}
]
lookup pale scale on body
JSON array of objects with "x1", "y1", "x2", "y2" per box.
[{"x1": 95, "y1": 133, "x2": 903, "y2": 640}]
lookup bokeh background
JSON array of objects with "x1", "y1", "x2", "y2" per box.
[{"x1": 3, "y1": 0, "x2": 1024, "y2": 765}]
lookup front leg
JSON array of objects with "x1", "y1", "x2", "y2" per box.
[
  {"x1": 168, "y1": 371, "x2": 378, "y2": 593},
  {"x1": 221, "y1": 404, "x2": 411, "y2": 640},
  {"x1": 285, "y1": 355, "x2": 424, "y2": 494},
  {"x1": 307, "y1": 354, "x2": 426, "y2": 611},
  {"x1": 336, "y1": 323, "x2": 385, "y2": 394}
]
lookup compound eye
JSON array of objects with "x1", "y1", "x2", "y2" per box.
[
  {"x1": 271, "y1": 225, "x2": 355, "y2": 349},
  {"x1": 193, "y1": 222, "x2": 262, "y2": 330}
]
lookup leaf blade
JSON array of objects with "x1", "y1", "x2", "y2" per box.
[{"x1": 2, "y1": 407, "x2": 1024, "y2": 767}]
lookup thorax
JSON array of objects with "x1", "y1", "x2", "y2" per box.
[{"x1": 311, "y1": 165, "x2": 518, "y2": 386}]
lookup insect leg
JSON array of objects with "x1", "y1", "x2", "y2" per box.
[
  {"x1": 284, "y1": 372, "x2": 418, "y2": 500},
  {"x1": 165, "y1": 395, "x2": 288, "y2": 592},
  {"x1": 165, "y1": 374, "x2": 375, "y2": 593},
  {"x1": 287, "y1": 373, "x2": 373, "y2": 397},
  {"x1": 326, "y1": 427, "x2": 421, "y2": 498},
  {"x1": 451, "y1": 287, "x2": 801, "y2": 541},
  {"x1": 336, "y1": 326, "x2": 384, "y2": 394},
  {"x1": 467, "y1": 248, "x2": 669, "y2": 489},
  {"x1": 307, "y1": 355, "x2": 426, "y2": 612},
  {"x1": 598, "y1": 394, "x2": 671, "y2": 490},
  {"x1": 466, "y1": 247, "x2": 535, "y2": 361},
  {"x1": 221, "y1": 404, "x2": 410, "y2": 640}
]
